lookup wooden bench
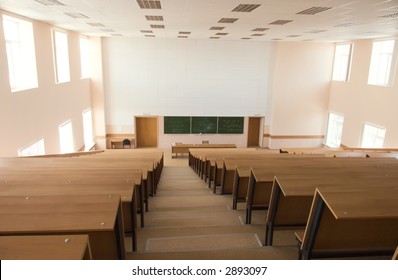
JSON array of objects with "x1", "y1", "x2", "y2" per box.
[
  {"x1": 0, "y1": 235, "x2": 92, "y2": 260},
  {"x1": 0, "y1": 195, "x2": 125, "y2": 260},
  {"x1": 298, "y1": 186, "x2": 398, "y2": 259}
]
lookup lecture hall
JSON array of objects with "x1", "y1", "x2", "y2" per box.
[{"x1": 0, "y1": 0, "x2": 398, "y2": 263}]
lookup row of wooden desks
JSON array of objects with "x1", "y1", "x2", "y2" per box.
[
  {"x1": 0, "y1": 195, "x2": 124, "y2": 260},
  {"x1": 190, "y1": 149, "x2": 398, "y2": 259},
  {"x1": 0, "y1": 149, "x2": 164, "y2": 260}
]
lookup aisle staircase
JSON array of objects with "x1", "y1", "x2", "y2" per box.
[{"x1": 126, "y1": 165, "x2": 297, "y2": 260}]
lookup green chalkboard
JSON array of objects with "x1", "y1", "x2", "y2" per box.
[
  {"x1": 164, "y1": 116, "x2": 191, "y2": 134},
  {"x1": 191, "y1": 117, "x2": 218, "y2": 134},
  {"x1": 218, "y1": 117, "x2": 244, "y2": 134}
]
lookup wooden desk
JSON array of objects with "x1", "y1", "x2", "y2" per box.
[
  {"x1": 393, "y1": 247, "x2": 398, "y2": 260},
  {"x1": 172, "y1": 144, "x2": 236, "y2": 158},
  {"x1": 300, "y1": 186, "x2": 398, "y2": 259},
  {"x1": 0, "y1": 235, "x2": 92, "y2": 260},
  {"x1": 0, "y1": 195, "x2": 125, "y2": 260},
  {"x1": 0, "y1": 177, "x2": 141, "y2": 252},
  {"x1": 266, "y1": 175, "x2": 398, "y2": 246},
  {"x1": 110, "y1": 138, "x2": 135, "y2": 149}
]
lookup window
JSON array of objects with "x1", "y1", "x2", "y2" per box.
[
  {"x1": 2, "y1": 15, "x2": 38, "y2": 92},
  {"x1": 53, "y1": 29, "x2": 70, "y2": 83},
  {"x1": 79, "y1": 37, "x2": 89, "y2": 78},
  {"x1": 18, "y1": 138, "x2": 45, "y2": 157},
  {"x1": 325, "y1": 112, "x2": 344, "y2": 148},
  {"x1": 361, "y1": 123, "x2": 386, "y2": 148},
  {"x1": 368, "y1": 40, "x2": 396, "y2": 86},
  {"x1": 332, "y1": 44, "x2": 352, "y2": 81},
  {"x1": 82, "y1": 109, "x2": 94, "y2": 150},
  {"x1": 59, "y1": 120, "x2": 74, "y2": 153}
]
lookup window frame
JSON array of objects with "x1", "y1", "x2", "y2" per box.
[
  {"x1": 325, "y1": 112, "x2": 344, "y2": 148},
  {"x1": 52, "y1": 28, "x2": 71, "y2": 84},
  {"x1": 18, "y1": 138, "x2": 45, "y2": 157},
  {"x1": 2, "y1": 15, "x2": 39, "y2": 92},
  {"x1": 360, "y1": 123, "x2": 386, "y2": 148},
  {"x1": 58, "y1": 120, "x2": 75, "y2": 153},
  {"x1": 332, "y1": 43, "x2": 353, "y2": 82},
  {"x1": 79, "y1": 36, "x2": 90, "y2": 79},
  {"x1": 367, "y1": 39, "x2": 397, "y2": 87},
  {"x1": 82, "y1": 108, "x2": 95, "y2": 151}
]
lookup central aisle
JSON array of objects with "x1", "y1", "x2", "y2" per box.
[{"x1": 127, "y1": 161, "x2": 297, "y2": 260}]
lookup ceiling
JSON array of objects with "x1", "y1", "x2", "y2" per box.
[{"x1": 0, "y1": 0, "x2": 398, "y2": 42}]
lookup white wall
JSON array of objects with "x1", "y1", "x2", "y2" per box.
[
  {"x1": 0, "y1": 10, "x2": 92, "y2": 156},
  {"x1": 328, "y1": 38, "x2": 398, "y2": 148},
  {"x1": 268, "y1": 42, "x2": 334, "y2": 149},
  {"x1": 101, "y1": 38, "x2": 274, "y2": 136}
]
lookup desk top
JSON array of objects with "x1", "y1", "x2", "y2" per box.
[
  {"x1": 0, "y1": 235, "x2": 91, "y2": 260},
  {"x1": 0, "y1": 195, "x2": 120, "y2": 233},
  {"x1": 274, "y1": 176, "x2": 398, "y2": 197},
  {"x1": 316, "y1": 186, "x2": 398, "y2": 219}
]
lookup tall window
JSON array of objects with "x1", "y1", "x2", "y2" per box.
[
  {"x1": 59, "y1": 120, "x2": 74, "y2": 153},
  {"x1": 325, "y1": 112, "x2": 344, "y2": 148},
  {"x1": 361, "y1": 123, "x2": 386, "y2": 148},
  {"x1": 332, "y1": 44, "x2": 352, "y2": 81},
  {"x1": 53, "y1": 29, "x2": 70, "y2": 83},
  {"x1": 18, "y1": 139, "x2": 45, "y2": 157},
  {"x1": 82, "y1": 109, "x2": 94, "y2": 150},
  {"x1": 368, "y1": 40, "x2": 396, "y2": 86},
  {"x1": 79, "y1": 37, "x2": 89, "y2": 79},
  {"x1": 2, "y1": 15, "x2": 38, "y2": 92}
]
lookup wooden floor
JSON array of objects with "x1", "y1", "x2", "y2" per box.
[{"x1": 127, "y1": 150, "x2": 298, "y2": 260}]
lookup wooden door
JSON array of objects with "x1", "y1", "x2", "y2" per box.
[
  {"x1": 135, "y1": 116, "x2": 158, "y2": 148},
  {"x1": 247, "y1": 117, "x2": 261, "y2": 147}
]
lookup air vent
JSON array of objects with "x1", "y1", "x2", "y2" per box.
[
  {"x1": 111, "y1": 34, "x2": 122, "y2": 37},
  {"x1": 137, "y1": 0, "x2": 162, "y2": 9},
  {"x1": 218, "y1": 18, "x2": 239, "y2": 23},
  {"x1": 252, "y1": 28, "x2": 269, "y2": 32},
  {"x1": 179, "y1": 31, "x2": 191, "y2": 34},
  {"x1": 269, "y1": 20, "x2": 293, "y2": 25},
  {"x1": 210, "y1": 37, "x2": 220, "y2": 39},
  {"x1": 210, "y1": 26, "x2": 225, "y2": 30},
  {"x1": 297, "y1": 7, "x2": 332, "y2": 15},
  {"x1": 150, "y1": 24, "x2": 165, "y2": 28},
  {"x1": 215, "y1": 33, "x2": 228, "y2": 36},
  {"x1": 251, "y1": 34, "x2": 265, "y2": 36},
  {"x1": 232, "y1": 4, "x2": 261, "y2": 12},
  {"x1": 34, "y1": 0, "x2": 65, "y2": 5},
  {"x1": 140, "y1": 30, "x2": 153, "y2": 33},
  {"x1": 87, "y1": 23, "x2": 106, "y2": 27},
  {"x1": 272, "y1": 38, "x2": 283, "y2": 41},
  {"x1": 64, "y1": 12, "x2": 89, "y2": 19},
  {"x1": 101, "y1": 29, "x2": 116, "y2": 32},
  {"x1": 241, "y1": 37, "x2": 252, "y2": 40},
  {"x1": 286, "y1": 35, "x2": 301, "y2": 37},
  {"x1": 379, "y1": 12, "x2": 398, "y2": 19},
  {"x1": 178, "y1": 36, "x2": 188, "y2": 38},
  {"x1": 334, "y1": 22, "x2": 357, "y2": 28},
  {"x1": 145, "y1": 15, "x2": 164, "y2": 21},
  {"x1": 307, "y1": 29, "x2": 327, "y2": 33},
  {"x1": 145, "y1": 34, "x2": 156, "y2": 37}
]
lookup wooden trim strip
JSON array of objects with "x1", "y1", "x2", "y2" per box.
[{"x1": 263, "y1": 134, "x2": 324, "y2": 140}]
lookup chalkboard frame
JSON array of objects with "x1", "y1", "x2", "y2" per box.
[
  {"x1": 218, "y1": 117, "x2": 244, "y2": 134},
  {"x1": 164, "y1": 116, "x2": 191, "y2": 134},
  {"x1": 191, "y1": 116, "x2": 218, "y2": 134}
]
